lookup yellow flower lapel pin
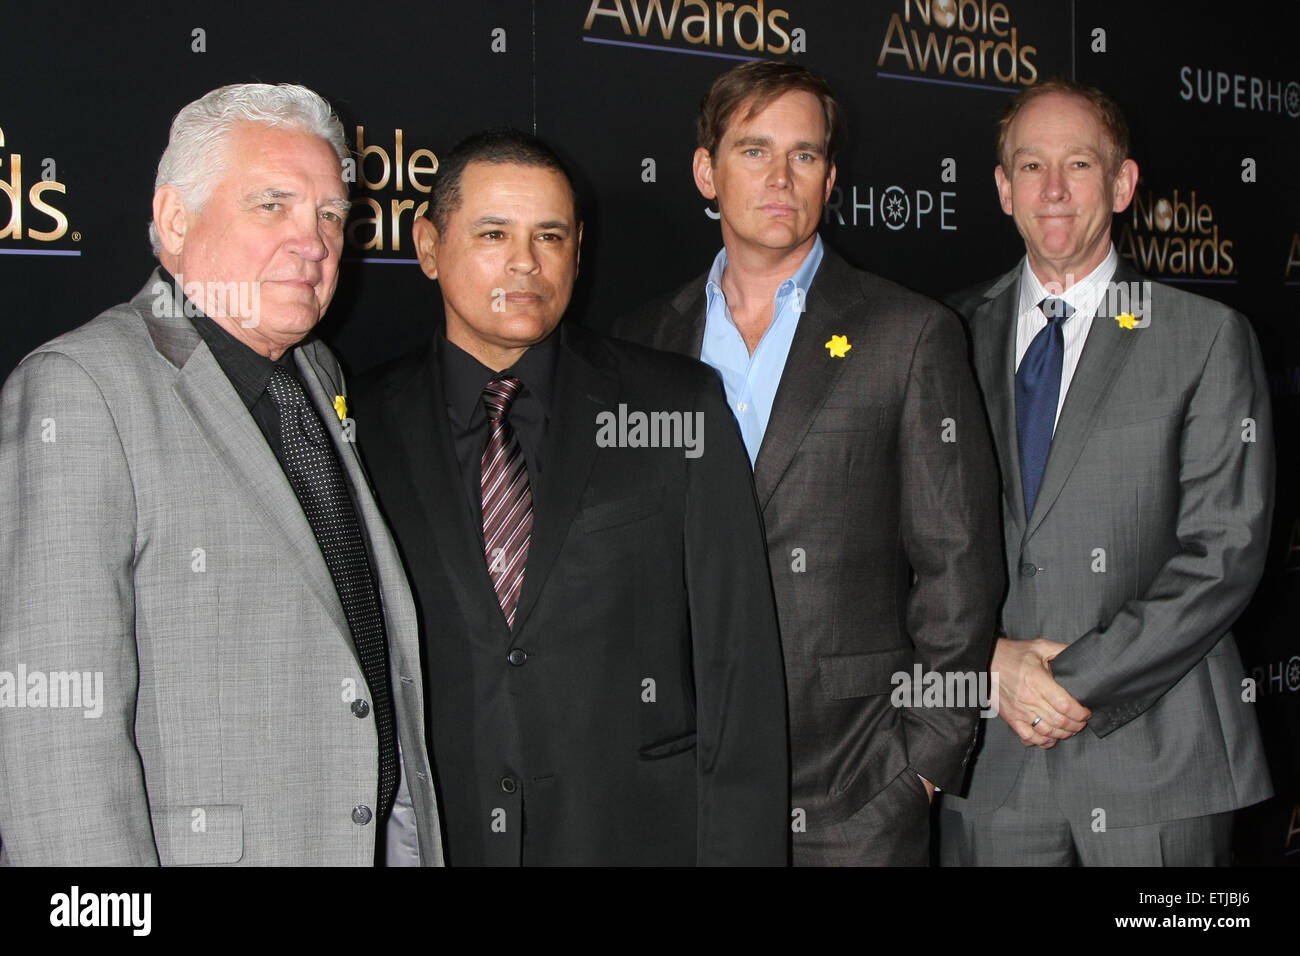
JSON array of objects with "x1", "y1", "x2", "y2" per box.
[
  {"x1": 1115, "y1": 313, "x2": 1138, "y2": 330},
  {"x1": 333, "y1": 394, "x2": 348, "y2": 421},
  {"x1": 825, "y1": 334, "x2": 852, "y2": 358}
]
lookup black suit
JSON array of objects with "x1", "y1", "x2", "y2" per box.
[
  {"x1": 354, "y1": 321, "x2": 789, "y2": 865},
  {"x1": 614, "y1": 246, "x2": 1003, "y2": 864}
]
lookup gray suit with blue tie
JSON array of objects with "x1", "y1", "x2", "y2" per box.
[{"x1": 940, "y1": 261, "x2": 1274, "y2": 865}]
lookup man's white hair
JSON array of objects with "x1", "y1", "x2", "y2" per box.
[{"x1": 148, "y1": 82, "x2": 348, "y2": 255}]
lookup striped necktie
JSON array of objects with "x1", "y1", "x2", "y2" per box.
[{"x1": 480, "y1": 377, "x2": 532, "y2": 628}]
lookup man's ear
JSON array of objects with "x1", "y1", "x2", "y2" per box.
[
  {"x1": 152, "y1": 185, "x2": 188, "y2": 257},
  {"x1": 575, "y1": 221, "x2": 583, "y2": 279},
  {"x1": 412, "y1": 216, "x2": 440, "y2": 280},
  {"x1": 994, "y1": 164, "x2": 1014, "y2": 216},
  {"x1": 692, "y1": 147, "x2": 717, "y2": 200},
  {"x1": 1111, "y1": 158, "x2": 1139, "y2": 214},
  {"x1": 823, "y1": 161, "x2": 837, "y2": 202}
]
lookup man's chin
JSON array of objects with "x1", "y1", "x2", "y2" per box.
[
  {"x1": 244, "y1": 309, "x2": 324, "y2": 340},
  {"x1": 755, "y1": 225, "x2": 813, "y2": 251}
]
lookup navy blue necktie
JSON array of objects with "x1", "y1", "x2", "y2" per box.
[{"x1": 1016, "y1": 297, "x2": 1073, "y2": 517}]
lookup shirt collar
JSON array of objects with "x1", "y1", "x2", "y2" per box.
[
  {"x1": 1018, "y1": 244, "x2": 1119, "y2": 320},
  {"x1": 705, "y1": 234, "x2": 825, "y2": 312},
  {"x1": 438, "y1": 325, "x2": 560, "y2": 428}
]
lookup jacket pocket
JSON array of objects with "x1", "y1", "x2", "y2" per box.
[
  {"x1": 151, "y1": 804, "x2": 243, "y2": 865},
  {"x1": 1094, "y1": 395, "x2": 1182, "y2": 430},
  {"x1": 580, "y1": 485, "x2": 665, "y2": 533},
  {"x1": 807, "y1": 404, "x2": 884, "y2": 434},
  {"x1": 819, "y1": 649, "x2": 915, "y2": 700},
  {"x1": 638, "y1": 730, "x2": 697, "y2": 760}
]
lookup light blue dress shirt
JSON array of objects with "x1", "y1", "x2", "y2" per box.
[{"x1": 701, "y1": 235, "x2": 824, "y2": 465}]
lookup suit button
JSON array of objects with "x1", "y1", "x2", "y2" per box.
[
  {"x1": 351, "y1": 805, "x2": 373, "y2": 825},
  {"x1": 507, "y1": 648, "x2": 527, "y2": 666},
  {"x1": 351, "y1": 699, "x2": 370, "y2": 718},
  {"x1": 1019, "y1": 562, "x2": 1037, "y2": 577},
  {"x1": 500, "y1": 776, "x2": 517, "y2": 794}
]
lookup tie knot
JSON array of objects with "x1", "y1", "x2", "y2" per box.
[
  {"x1": 482, "y1": 376, "x2": 523, "y2": 422},
  {"x1": 1039, "y1": 297, "x2": 1074, "y2": 323},
  {"x1": 267, "y1": 364, "x2": 307, "y2": 408}
]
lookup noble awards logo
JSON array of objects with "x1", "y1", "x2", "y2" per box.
[
  {"x1": 0, "y1": 122, "x2": 76, "y2": 256},
  {"x1": 583, "y1": 0, "x2": 805, "y2": 58},
  {"x1": 876, "y1": 0, "x2": 1039, "y2": 89},
  {"x1": 343, "y1": 126, "x2": 438, "y2": 258},
  {"x1": 1118, "y1": 183, "x2": 1236, "y2": 279}
]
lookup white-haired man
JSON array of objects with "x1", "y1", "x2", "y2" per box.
[{"x1": 0, "y1": 83, "x2": 444, "y2": 866}]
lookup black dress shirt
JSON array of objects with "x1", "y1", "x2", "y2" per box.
[
  {"x1": 437, "y1": 329, "x2": 558, "y2": 522},
  {"x1": 168, "y1": 270, "x2": 368, "y2": 526}
]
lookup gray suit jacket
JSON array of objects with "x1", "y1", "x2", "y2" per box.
[
  {"x1": 0, "y1": 272, "x2": 444, "y2": 865},
  {"x1": 945, "y1": 261, "x2": 1274, "y2": 826},
  {"x1": 614, "y1": 246, "x2": 1004, "y2": 830}
]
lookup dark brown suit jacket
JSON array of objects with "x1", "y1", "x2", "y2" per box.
[{"x1": 614, "y1": 245, "x2": 1003, "y2": 849}]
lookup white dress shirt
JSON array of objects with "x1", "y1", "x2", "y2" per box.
[{"x1": 1014, "y1": 245, "x2": 1119, "y2": 432}]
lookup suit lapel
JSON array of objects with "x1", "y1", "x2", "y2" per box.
[
  {"x1": 660, "y1": 280, "x2": 707, "y2": 357},
  {"x1": 162, "y1": 323, "x2": 353, "y2": 644},
  {"x1": 378, "y1": 343, "x2": 509, "y2": 645},
  {"x1": 512, "y1": 325, "x2": 621, "y2": 634},
  {"x1": 971, "y1": 268, "x2": 1027, "y2": 532},
  {"x1": 1025, "y1": 265, "x2": 1140, "y2": 537},
  {"x1": 752, "y1": 249, "x2": 856, "y2": 509}
]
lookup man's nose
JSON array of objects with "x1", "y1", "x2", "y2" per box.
[
  {"x1": 508, "y1": 237, "x2": 540, "y2": 273},
  {"x1": 767, "y1": 156, "x2": 792, "y2": 188},
  {"x1": 289, "y1": 211, "x2": 330, "y2": 261},
  {"x1": 1041, "y1": 165, "x2": 1068, "y2": 202}
]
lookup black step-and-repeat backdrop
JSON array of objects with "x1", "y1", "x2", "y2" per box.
[{"x1": 4, "y1": 1, "x2": 1298, "y2": 863}]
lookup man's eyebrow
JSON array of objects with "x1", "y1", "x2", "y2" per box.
[
  {"x1": 244, "y1": 188, "x2": 350, "y2": 212},
  {"x1": 790, "y1": 141, "x2": 824, "y2": 153},
  {"x1": 732, "y1": 135, "x2": 774, "y2": 149},
  {"x1": 468, "y1": 215, "x2": 571, "y2": 232},
  {"x1": 246, "y1": 187, "x2": 298, "y2": 203},
  {"x1": 1011, "y1": 144, "x2": 1102, "y2": 159}
]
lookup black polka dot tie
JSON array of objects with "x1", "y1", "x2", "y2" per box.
[{"x1": 267, "y1": 364, "x2": 398, "y2": 820}]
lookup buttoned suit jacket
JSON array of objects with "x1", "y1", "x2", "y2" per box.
[
  {"x1": 354, "y1": 321, "x2": 790, "y2": 866},
  {"x1": 613, "y1": 245, "x2": 1004, "y2": 832},
  {"x1": 0, "y1": 272, "x2": 444, "y2": 866},
  {"x1": 943, "y1": 261, "x2": 1274, "y2": 827}
]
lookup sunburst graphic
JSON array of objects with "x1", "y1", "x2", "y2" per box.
[{"x1": 881, "y1": 186, "x2": 910, "y2": 230}]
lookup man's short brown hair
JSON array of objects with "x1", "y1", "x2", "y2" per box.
[
  {"x1": 697, "y1": 61, "x2": 843, "y2": 164},
  {"x1": 997, "y1": 79, "x2": 1131, "y2": 176}
]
